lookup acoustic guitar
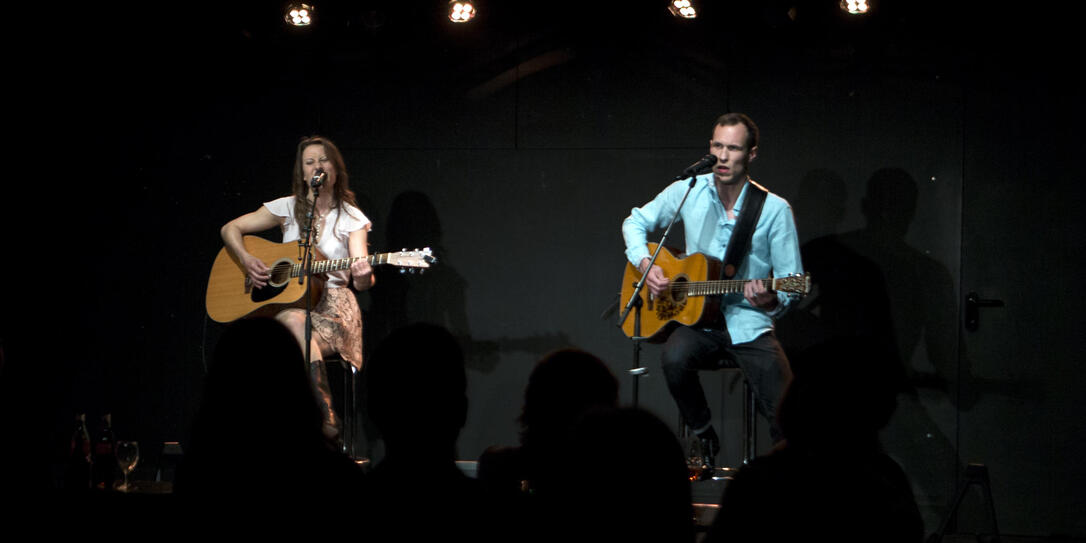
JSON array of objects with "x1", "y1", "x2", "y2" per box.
[
  {"x1": 619, "y1": 243, "x2": 810, "y2": 341},
  {"x1": 206, "y1": 235, "x2": 434, "y2": 323}
]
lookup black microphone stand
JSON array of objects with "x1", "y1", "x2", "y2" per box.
[
  {"x1": 299, "y1": 174, "x2": 323, "y2": 367},
  {"x1": 617, "y1": 173, "x2": 701, "y2": 408}
]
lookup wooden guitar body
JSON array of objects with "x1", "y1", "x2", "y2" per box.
[
  {"x1": 206, "y1": 236, "x2": 326, "y2": 323},
  {"x1": 620, "y1": 244, "x2": 721, "y2": 341},
  {"x1": 206, "y1": 236, "x2": 435, "y2": 323},
  {"x1": 619, "y1": 242, "x2": 810, "y2": 342}
]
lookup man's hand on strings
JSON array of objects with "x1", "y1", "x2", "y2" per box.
[
  {"x1": 639, "y1": 258, "x2": 670, "y2": 297},
  {"x1": 744, "y1": 279, "x2": 779, "y2": 311}
]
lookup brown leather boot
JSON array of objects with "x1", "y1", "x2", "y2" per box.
[{"x1": 309, "y1": 359, "x2": 342, "y2": 446}]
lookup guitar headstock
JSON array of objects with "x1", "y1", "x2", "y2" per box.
[
  {"x1": 388, "y1": 248, "x2": 436, "y2": 272},
  {"x1": 774, "y1": 272, "x2": 811, "y2": 296}
]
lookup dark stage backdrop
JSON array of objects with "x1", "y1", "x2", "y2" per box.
[{"x1": 4, "y1": 1, "x2": 1082, "y2": 537}]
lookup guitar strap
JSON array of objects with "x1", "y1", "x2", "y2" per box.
[{"x1": 720, "y1": 181, "x2": 768, "y2": 279}]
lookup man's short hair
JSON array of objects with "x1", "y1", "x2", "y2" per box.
[{"x1": 714, "y1": 113, "x2": 759, "y2": 150}]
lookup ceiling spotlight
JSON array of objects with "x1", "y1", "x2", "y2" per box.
[
  {"x1": 449, "y1": 1, "x2": 477, "y2": 23},
  {"x1": 668, "y1": 0, "x2": 697, "y2": 19},
  {"x1": 840, "y1": 0, "x2": 869, "y2": 14},
  {"x1": 285, "y1": 3, "x2": 315, "y2": 26}
]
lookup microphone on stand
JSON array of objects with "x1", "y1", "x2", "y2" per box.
[
  {"x1": 310, "y1": 168, "x2": 326, "y2": 188},
  {"x1": 675, "y1": 154, "x2": 717, "y2": 180}
]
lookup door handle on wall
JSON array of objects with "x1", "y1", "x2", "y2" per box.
[{"x1": 965, "y1": 292, "x2": 1004, "y2": 332}]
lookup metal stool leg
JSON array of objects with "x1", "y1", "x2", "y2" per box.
[
  {"x1": 342, "y1": 363, "x2": 356, "y2": 458},
  {"x1": 716, "y1": 369, "x2": 758, "y2": 470},
  {"x1": 324, "y1": 357, "x2": 357, "y2": 458},
  {"x1": 677, "y1": 369, "x2": 760, "y2": 476},
  {"x1": 743, "y1": 377, "x2": 756, "y2": 464}
]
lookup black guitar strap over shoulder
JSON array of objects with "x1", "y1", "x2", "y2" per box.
[{"x1": 720, "y1": 181, "x2": 768, "y2": 279}]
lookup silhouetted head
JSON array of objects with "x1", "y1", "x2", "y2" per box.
[
  {"x1": 518, "y1": 349, "x2": 618, "y2": 450},
  {"x1": 199, "y1": 318, "x2": 322, "y2": 441},
  {"x1": 179, "y1": 318, "x2": 323, "y2": 495},
  {"x1": 179, "y1": 318, "x2": 366, "y2": 498},
  {"x1": 553, "y1": 407, "x2": 694, "y2": 542},
  {"x1": 777, "y1": 336, "x2": 899, "y2": 449},
  {"x1": 366, "y1": 323, "x2": 467, "y2": 457}
]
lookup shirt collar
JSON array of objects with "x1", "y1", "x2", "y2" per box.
[{"x1": 703, "y1": 175, "x2": 752, "y2": 212}]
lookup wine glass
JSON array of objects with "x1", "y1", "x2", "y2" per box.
[{"x1": 115, "y1": 441, "x2": 140, "y2": 492}]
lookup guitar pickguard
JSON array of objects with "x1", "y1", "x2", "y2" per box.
[
  {"x1": 250, "y1": 282, "x2": 287, "y2": 303},
  {"x1": 250, "y1": 258, "x2": 297, "y2": 303}
]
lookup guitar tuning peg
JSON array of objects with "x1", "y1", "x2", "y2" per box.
[{"x1": 399, "y1": 268, "x2": 407, "y2": 274}]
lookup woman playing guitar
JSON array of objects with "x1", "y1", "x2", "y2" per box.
[{"x1": 219, "y1": 135, "x2": 374, "y2": 443}]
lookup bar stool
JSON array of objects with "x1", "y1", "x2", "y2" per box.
[
  {"x1": 725, "y1": 368, "x2": 757, "y2": 466},
  {"x1": 682, "y1": 368, "x2": 757, "y2": 477}
]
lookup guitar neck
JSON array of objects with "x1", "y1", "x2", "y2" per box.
[
  {"x1": 291, "y1": 254, "x2": 379, "y2": 277},
  {"x1": 670, "y1": 278, "x2": 774, "y2": 297}
]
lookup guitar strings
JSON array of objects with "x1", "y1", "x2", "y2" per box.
[
  {"x1": 657, "y1": 277, "x2": 813, "y2": 295},
  {"x1": 663, "y1": 279, "x2": 771, "y2": 291},
  {"x1": 287, "y1": 254, "x2": 430, "y2": 275}
]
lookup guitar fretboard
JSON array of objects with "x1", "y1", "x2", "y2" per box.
[
  {"x1": 669, "y1": 278, "x2": 773, "y2": 297},
  {"x1": 290, "y1": 255, "x2": 378, "y2": 277}
]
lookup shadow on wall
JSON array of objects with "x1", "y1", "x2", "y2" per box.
[
  {"x1": 365, "y1": 190, "x2": 570, "y2": 374},
  {"x1": 777, "y1": 167, "x2": 960, "y2": 530}
]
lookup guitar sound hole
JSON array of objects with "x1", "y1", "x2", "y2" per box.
[
  {"x1": 669, "y1": 276, "x2": 688, "y2": 303},
  {"x1": 251, "y1": 260, "x2": 294, "y2": 303},
  {"x1": 268, "y1": 260, "x2": 294, "y2": 288}
]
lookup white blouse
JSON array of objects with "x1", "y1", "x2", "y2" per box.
[{"x1": 263, "y1": 196, "x2": 371, "y2": 288}]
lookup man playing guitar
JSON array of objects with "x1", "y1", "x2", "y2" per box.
[{"x1": 621, "y1": 113, "x2": 803, "y2": 473}]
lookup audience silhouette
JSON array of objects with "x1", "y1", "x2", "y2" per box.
[
  {"x1": 477, "y1": 349, "x2": 698, "y2": 542},
  {"x1": 477, "y1": 349, "x2": 619, "y2": 497},
  {"x1": 363, "y1": 322, "x2": 502, "y2": 540},
  {"x1": 707, "y1": 337, "x2": 923, "y2": 542},
  {"x1": 172, "y1": 320, "x2": 922, "y2": 539},
  {"x1": 175, "y1": 318, "x2": 365, "y2": 506},
  {"x1": 547, "y1": 406, "x2": 696, "y2": 543}
]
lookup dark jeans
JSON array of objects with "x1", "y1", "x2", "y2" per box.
[{"x1": 661, "y1": 327, "x2": 792, "y2": 443}]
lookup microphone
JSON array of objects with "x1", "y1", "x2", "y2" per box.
[
  {"x1": 677, "y1": 154, "x2": 717, "y2": 179},
  {"x1": 310, "y1": 168, "x2": 326, "y2": 188}
]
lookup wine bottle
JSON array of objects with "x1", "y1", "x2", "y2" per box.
[
  {"x1": 92, "y1": 413, "x2": 117, "y2": 490},
  {"x1": 65, "y1": 413, "x2": 92, "y2": 491}
]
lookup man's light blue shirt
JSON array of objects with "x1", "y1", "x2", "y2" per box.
[{"x1": 622, "y1": 175, "x2": 804, "y2": 344}]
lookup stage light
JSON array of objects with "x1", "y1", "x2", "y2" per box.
[
  {"x1": 449, "y1": 1, "x2": 476, "y2": 23},
  {"x1": 285, "y1": 3, "x2": 315, "y2": 26},
  {"x1": 840, "y1": 0, "x2": 869, "y2": 14},
  {"x1": 668, "y1": 0, "x2": 697, "y2": 19}
]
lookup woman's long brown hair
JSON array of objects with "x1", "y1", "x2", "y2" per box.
[{"x1": 290, "y1": 135, "x2": 359, "y2": 233}]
